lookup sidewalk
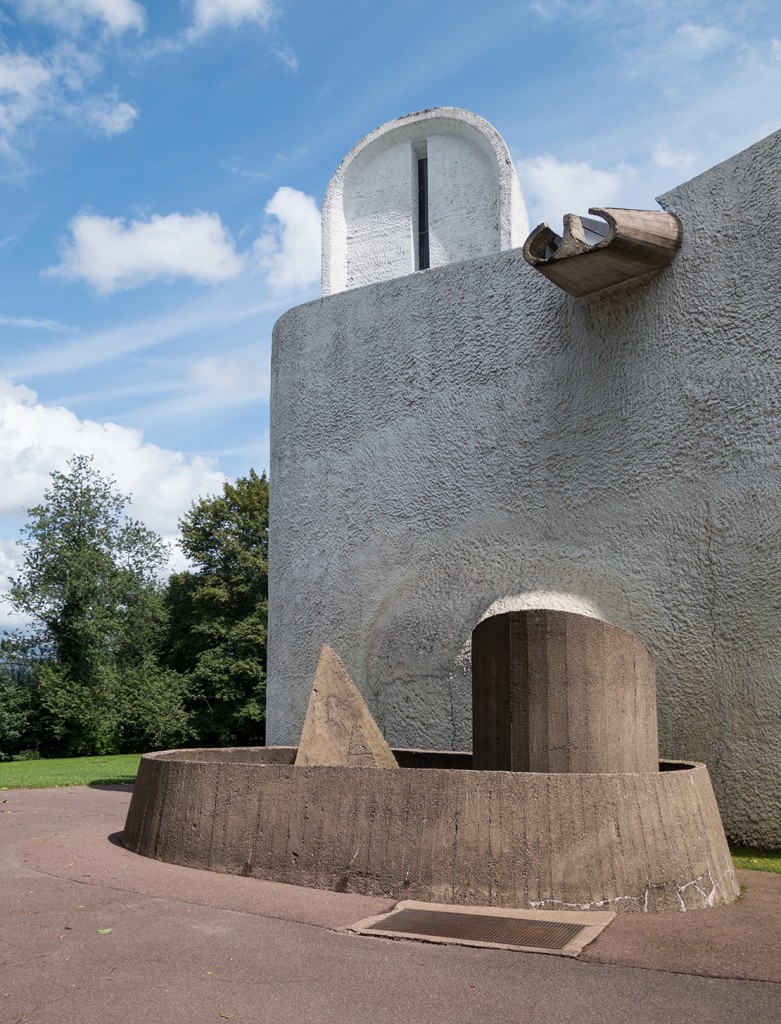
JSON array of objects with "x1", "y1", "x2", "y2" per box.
[{"x1": 2, "y1": 785, "x2": 779, "y2": 1024}]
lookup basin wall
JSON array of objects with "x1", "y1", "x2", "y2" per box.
[{"x1": 123, "y1": 749, "x2": 738, "y2": 912}]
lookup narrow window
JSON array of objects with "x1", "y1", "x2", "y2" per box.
[{"x1": 417, "y1": 156, "x2": 430, "y2": 271}]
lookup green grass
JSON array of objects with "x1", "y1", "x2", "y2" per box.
[
  {"x1": 730, "y1": 845, "x2": 781, "y2": 875},
  {"x1": 0, "y1": 753, "x2": 141, "y2": 789}
]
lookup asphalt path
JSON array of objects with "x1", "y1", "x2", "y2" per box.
[{"x1": 1, "y1": 785, "x2": 779, "y2": 1024}]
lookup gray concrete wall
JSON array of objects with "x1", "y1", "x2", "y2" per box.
[{"x1": 268, "y1": 128, "x2": 781, "y2": 848}]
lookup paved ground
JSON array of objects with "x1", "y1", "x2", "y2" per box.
[{"x1": 1, "y1": 785, "x2": 779, "y2": 1024}]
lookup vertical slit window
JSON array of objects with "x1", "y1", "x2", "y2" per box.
[{"x1": 417, "y1": 157, "x2": 430, "y2": 271}]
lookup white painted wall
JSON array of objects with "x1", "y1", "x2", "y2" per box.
[
  {"x1": 271, "y1": 127, "x2": 781, "y2": 849},
  {"x1": 322, "y1": 108, "x2": 528, "y2": 295},
  {"x1": 342, "y1": 139, "x2": 416, "y2": 291},
  {"x1": 427, "y1": 133, "x2": 498, "y2": 266}
]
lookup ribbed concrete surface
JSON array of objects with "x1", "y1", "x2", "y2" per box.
[
  {"x1": 472, "y1": 610, "x2": 659, "y2": 773},
  {"x1": 123, "y1": 748, "x2": 738, "y2": 912}
]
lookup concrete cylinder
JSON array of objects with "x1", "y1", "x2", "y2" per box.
[{"x1": 472, "y1": 610, "x2": 659, "y2": 773}]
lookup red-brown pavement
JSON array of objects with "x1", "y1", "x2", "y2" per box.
[{"x1": 1, "y1": 785, "x2": 779, "y2": 1024}]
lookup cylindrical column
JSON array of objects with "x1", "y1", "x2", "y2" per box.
[{"x1": 472, "y1": 610, "x2": 658, "y2": 773}]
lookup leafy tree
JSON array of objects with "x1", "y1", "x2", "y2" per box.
[
  {"x1": 164, "y1": 469, "x2": 268, "y2": 745},
  {"x1": 2, "y1": 455, "x2": 189, "y2": 756},
  {"x1": 0, "y1": 664, "x2": 39, "y2": 761}
]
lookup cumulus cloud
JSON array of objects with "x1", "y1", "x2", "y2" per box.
[
  {"x1": 0, "y1": 50, "x2": 54, "y2": 157},
  {"x1": 517, "y1": 155, "x2": 636, "y2": 229},
  {"x1": 0, "y1": 378, "x2": 226, "y2": 623},
  {"x1": 0, "y1": 379, "x2": 225, "y2": 536},
  {"x1": 13, "y1": 0, "x2": 146, "y2": 35},
  {"x1": 46, "y1": 210, "x2": 247, "y2": 293},
  {"x1": 0, "y1": 42, "x2": 138, "y2": 159},
  {"x1": 187, "y1": 0, "x2": 275, "y2": 37},
  {"x1": 253, "y1": 186, "x2": 321, "y2": 294},
  {"x1": 46, "y1": 188, "x2": 322, "y2": 297},
  {"x1": 82, "y1": 90, "x2": 138, "y2": 136}
]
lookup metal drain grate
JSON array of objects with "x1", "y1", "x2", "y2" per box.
[{"x1": 365, "y1": 908, "x2": 586, "y2": 950}]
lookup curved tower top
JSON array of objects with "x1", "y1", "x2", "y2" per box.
[{"x1": 322, "y1": 107, "x2": 528, "y2": 295}]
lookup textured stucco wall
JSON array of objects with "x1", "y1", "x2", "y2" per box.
[
  {"x1": 341, "y1": 139, "x2": 416, "y2": 288},
  {"x1": 269, "y1": 128, "x2": 781, "y2": 848},
  {"x1": 322, "y1": 107, "x2": 528, "y2": 294},
  {"x1": 427, "y1": 133, "x2": 499, "y2": 265}
]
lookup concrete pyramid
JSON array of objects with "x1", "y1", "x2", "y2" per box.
[{"x1": 294, "y1": 645, "x2": 398, "y2": 768}]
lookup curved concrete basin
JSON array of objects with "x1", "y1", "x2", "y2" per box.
[{"x1": 122, "y1": 747, "x2": 738, "y2": 913}]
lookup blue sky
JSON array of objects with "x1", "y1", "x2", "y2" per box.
[{"x1": 1, "y1": 0, "x2": 781, "y2": 623}]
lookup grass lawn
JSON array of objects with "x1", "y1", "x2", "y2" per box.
[
  {"x1": 0, "y1": 753, "x2": 141, "y2": 789},
  {"x1": 730, "y1": 846, "x2": 781, "y2": 875}
]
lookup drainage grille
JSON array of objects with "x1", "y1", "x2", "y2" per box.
[{"x1": 365, "y1": 908, "x2": 587, "y2": 950}]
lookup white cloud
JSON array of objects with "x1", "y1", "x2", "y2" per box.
[
  {"x1": 46, "y1": 210, "x2": 247, "y2": 293},
  {"x1": 46, "y1": 188, "x2": 322, "y2": 297},
  {"x1": 0, "y1": 50, "x2": 53, "y2": 156},
  {"x1": 517, "y1": 155, "x2": 636, "y2": 228},
  {"x1": 220, "y1": 155, "x2": 268, "y2": 180},
  {"x1": 652, "y1": 137, "x2": 700, "y2": 172},
  {"x1": 672, "y1": 22, "x2": 732, "y2": 59},
  {"x1": 0, "y1": 379, "x2": 225, "y2": 536},
  {"x1": 13, "y1": 0, "x2": 146, "y2": 35},
  {"x1": 0, "y1": 314, "x2": 77, "y2": 332},
  {"x1": 253, "y1": 186, "x2": 321, "y2": 294},
  {"x1": 189, "y1": 351, "x2": 270, "y2": 402},
  {"x1": 271, "y1": 46, "x2": 298, "y2": 72},
  {"x1": 0, "y1": 42, "x2": 138, "y2": 159},
  {"x1": 0, "y1": 377, "x2": 227, "y2": 625},
  {"x1": 528, "y1": 0, "x2": 567, "y2": 19},
  {"x1": 187, "y1": 0, "x2": 275, "y2": 37},
  {"x1": 82, "y1": 90, "x2": 138, "y2": 136}
]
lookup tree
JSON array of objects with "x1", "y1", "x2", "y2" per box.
[
  {"x1": 2, "y1": 455, "x2": 189, "y2": 756},
  {"x1": 164, "y1": 469, "x2": 268, "y2": 746},
  {"x1": 0, "y1": 664, "x2": 38, "y2": 761}
]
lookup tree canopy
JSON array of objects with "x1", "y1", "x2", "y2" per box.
[
  {"x1": 0, "y1": 458, "x2": 270, "y2": 759},
  {"x1": 164, "y1": 469, "x2": 268, "y2": 746},
  {"x1": 1, "y1": 455, "x2": 188, "y2": 756}
]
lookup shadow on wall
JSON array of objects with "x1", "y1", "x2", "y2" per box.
[{"x1": 364, "y1": 589, "x2": 606, "y2": 752}]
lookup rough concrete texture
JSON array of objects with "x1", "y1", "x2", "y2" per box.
[
  {"x1": 295, "y1": 644, "x2": 398, "y2": 767},
  {"x1": 523, "y1": 207, "x2": 683, "y2": 296},
  {"x1": 122, "y1": 749, "x2": 738, "y2": 913},
  {"x1": 269, "y1": 126, "x2": 781, "y2": 848},
  {"x1": 322, "y1": 107, "x2": 528, "y2": 294},
  {"x1": 472, "y1": 610, "x2": 659, "y2": 773},
  {"x1": 5, "y1": 788, "x2": 781, "y2": 1024}
]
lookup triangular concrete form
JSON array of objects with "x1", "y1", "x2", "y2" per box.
[{"x1": 295, "y1": 644, "x2": 398, "y2": 768}]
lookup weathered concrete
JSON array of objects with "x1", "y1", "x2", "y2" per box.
[
  {"x1": 472, "y1": 610, "x2": 658, "y2": 773},
  {"x1": 122, "y1": 749, "x2": 739, "y2": 912},
  {"x1": 269, "y1": 125, "x2": 781, "y2": 848},
  {"x1": 523, "y1": 207, "x2": 683, "y2": 296},
  {"x1": 295, "y1": 645, "x2": 398, "y2": 768},
  {"x1": 322, "y1": 107, "x2": 528, "y2": 294}
]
